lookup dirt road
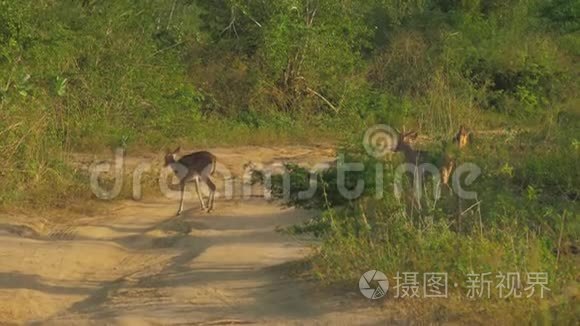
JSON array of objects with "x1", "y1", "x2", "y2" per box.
[{"x1": 0, "y1": 146, "x2": 396, "y2": 325}]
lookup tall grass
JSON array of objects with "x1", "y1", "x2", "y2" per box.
[
  {"x1": 0, "y1": 0, "x2": 577, "y2": 213},
  {"x1": 274, "y1": 123, "x2": 578, "y2": 323}
]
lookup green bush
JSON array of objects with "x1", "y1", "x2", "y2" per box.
[{"x1": 271, "y1": 123, "x2": 578, "y2": 322}]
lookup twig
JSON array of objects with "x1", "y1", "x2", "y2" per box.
[
  {"x1": 4, "y1": 114, "x2": 46, "y2": 157},
  {"x1": 556, "y1": 211, "x2": 566, "y2": 266},
  {"x1": 221, "y1": 6, "x2": 239, "y2": 38},
  {"x1": 3, "y1": 57, "x2": 21, "y2": 92},
  {"x1": 166, "y1": 0, "x2": 177, "y2": 30},
  {"x1": 460, "y1": 200, "x2": 481, "y2": 216},
  {"x1": 0, "y1": 121, "x2": 23, "y2": 137},
  {"x1": 306, "y1": 87, "x2": 339, "y2": 113},
  {"x1": 240, "y1": 7, "x2": 262, "y2": 28},
  {"x1": 477, "y1": 196, "x2": 483, "y2": 238},
  {"x1": 150, "y1": 41, "x2": 184, "y2": 57}
]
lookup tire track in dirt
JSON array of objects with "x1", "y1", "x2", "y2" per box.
[{"x1": 0, "y1": 146, "x2": 397, "y2": 325}]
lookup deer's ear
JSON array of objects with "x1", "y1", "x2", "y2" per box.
[{"x1": 454, "y1": 130, "x2": 460, "y2": 140}]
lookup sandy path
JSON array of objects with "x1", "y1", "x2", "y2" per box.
[{"x1": 0, "y1": 146, "x2": 396, "y2": 325}]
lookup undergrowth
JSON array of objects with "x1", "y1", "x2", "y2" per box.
[{"x1": 269, "y1": 124, "x2": 578, "y2": 323}]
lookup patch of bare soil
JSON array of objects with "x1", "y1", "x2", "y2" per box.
[{"x1": 0, "y1": 146, "x2": 399, "y2": 325}]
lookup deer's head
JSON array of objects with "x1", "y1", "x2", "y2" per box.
[
  {"x1": 454, "y1": 126, "x2": 470, "y2": 149},
  {"x1": 394, "y1": 129, "x2": 418, "y2": 152},
  {"x1": 164, "y1": 146, "x2": 180, "y2": 167}
]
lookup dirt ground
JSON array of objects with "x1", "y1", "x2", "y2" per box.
[{"x1": 0, "y1": 146, "x2": 403, "y2": 325}]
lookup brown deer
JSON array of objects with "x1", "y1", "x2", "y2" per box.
[
  {"x1": 441, "y1": 125, "x2": 471, "y2": 185},
  {"x1": 392, "y1": 130, "x2": 434, "y2": 211},
  {"x1": 393, "y1": 126, "x2": 471, "y2": 198},
  {"x1": 453, "y1": 125, "x2": 471, "y2": 149},
  {"x1": 394, "y1": 127, "x2": 472, "y2": 228},
  {"x1": 164, "y1": 147, "x2": 217, "y2": 216},
  {"x1": 393, "y1": 130, "x2": 423, "y2": 165}
]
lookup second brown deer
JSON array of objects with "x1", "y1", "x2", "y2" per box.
[
  {"x1": 442, "y1": 125, "x2": 471, "y2": 185},
  {"x1": 453, "y1": 125, "x2": 471, "y2": 149},
  {"x1": 393, "y1": 127, "x2": 470, "y2": 210}
]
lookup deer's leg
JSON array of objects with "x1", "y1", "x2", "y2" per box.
[
  {"x1": 177, "y1": 182, "x2": 185, "y2": 216},
  {"x1": 204, "y1": 177, "x2": 216, "y2": 212},
  {"x1": 194, "y1": 177, "x2": 207, "y2": 211},
  {"x1": 413, "y1": 170, "x2": 422, "y2": 212}
]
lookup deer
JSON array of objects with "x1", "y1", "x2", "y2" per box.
[
  {"x1": 393, "y1": 126, "x2": 471, "y2": 211},
  {"x1": 164, "y1": 147, "x2": 217, "y2": 216},
  {"x1": 453, "y1": 125, "x2": 471, "y2": 149},
  {"x1": 394, "y1": 126, "x2": 470, "y2": 185},
  {"x1": 441, "y1": 125, "x2": 471, "y2": 185},
  {"x1": 392, "y1": 130, "x2": 431, "y2": 211}
]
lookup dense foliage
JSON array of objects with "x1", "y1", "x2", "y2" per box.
[{"x1": 1, "y1": 0, "x2": 578, "y2": 207}]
